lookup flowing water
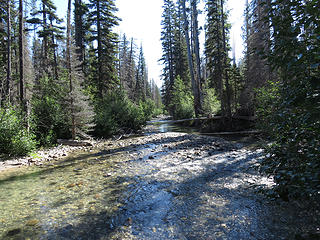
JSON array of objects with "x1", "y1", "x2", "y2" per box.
[
  {"x1": 0, "y1": 120, "x2": 319, "y2": 239},
  {"x1": 0, "y1": 149, "x2": 133, "y2": 239}
]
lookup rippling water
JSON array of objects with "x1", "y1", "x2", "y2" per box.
[{"x1": 0, "y1": 149, "x2": 132, "y2": 239}]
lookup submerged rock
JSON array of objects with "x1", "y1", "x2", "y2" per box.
[
  {"x1": 26, "y1": 219, "x2": 39, "y2": 226},
  {"x1": 6, "y1": 228, "x2": 21, "y2": 236}
]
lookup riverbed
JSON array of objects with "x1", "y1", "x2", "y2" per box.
[{"x1": 0, "y1": 120, "x2": 319, "y2": 239}]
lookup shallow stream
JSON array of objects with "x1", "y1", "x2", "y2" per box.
[{"x1": 0, "y1": 120, "x2": 319, "y2": 239}]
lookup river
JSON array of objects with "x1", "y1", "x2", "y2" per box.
[{"x1": 0, "y1": 120, "x2": 319, "y2": 239}]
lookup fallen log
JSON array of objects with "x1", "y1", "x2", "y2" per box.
[
  {"x1": 201, "y1": 130, "x2": 262, "y2": 136},
  {"x1": 57, "y1": 139, "x2": 93, "y2": 147}
]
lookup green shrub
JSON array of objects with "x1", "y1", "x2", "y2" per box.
[
  {"x1": 0, "y1": 106, "x2": 37, "y2": 156},
  {"x1": 257, "y1": 79, "x2": 320, "y2": 199},
  {"x1": 152, "y1": 107, "x2": 163, "y2": 118},
  {"x1": 32, "y1": 96, "x2": 71, "y2": 146},
  {"x1": 169, "y1": 76, "x2": 195, "y2": 120},
  {"x1": 94, "y1": 91, "x2": 152, "y2": 137},
  {"x1": 203, "y1": 88, "x2": 220, "y2": 116},
  {"x1": 138, "y1": 99, "x2": 156, "y2": 121}
]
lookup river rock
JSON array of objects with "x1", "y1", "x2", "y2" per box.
[
  {"x1": 26, "y1": 219, "x2": 39, "y2": 226},
  {"x1": 6, "y1": 228, "x2": 21, "y2": 236}
]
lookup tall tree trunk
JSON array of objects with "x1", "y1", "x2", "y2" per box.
[
  {"x1": 66, "y1": 0, "x2": 75, "y2": 139},
  {"x1": 97, "y1": 0, "x2": 103, "y2": 97},
  {"x1": 50, "y1": 18, "x2": 59, "y2": 80},
  {"x1": 191, "y1": 0, "x2": 203, "y2": 114},
  {"x1": 245, "y1": 0, "x2": 249, "y2": 86},
  {"x1": 75, "y1": 0, "x2": 84, "y2": 65},
  {"x1": 6, "y1": 0, "x2": 12, "y2": 103},
  {"x1": 42, "y1": 1, "x2": 48, "y2": 75},
  {"x1": 181, "y1": 0, "x2": 201, "y2": 117},
  {"x1": 128, "y1": 37, "x2": 135, "y2": 99},
  {"x1": 19, "y1": 0, "x2": 25, "y2": 108},
  {"x1": 221, "y1": 0, "x2": 231, "y2": 118}
]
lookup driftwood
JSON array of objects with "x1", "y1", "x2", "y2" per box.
[
  {"x1": 201, "y1": 130, "x2": 262, "y2": 136},
  {"x1": 57, "y1": 139, "x2": 93, "y2": 147}
]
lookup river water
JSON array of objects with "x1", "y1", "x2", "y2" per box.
[{"x1": 0, "y1": 120, "x2": 319, "y2": 239}]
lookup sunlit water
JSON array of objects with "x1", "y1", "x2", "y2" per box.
[
  {"x1": 1, "y1": 121, "x2": 318, "y2": 239},
  {"x1": 0, "y1": 149, "x2": 132, "y2": 239}
]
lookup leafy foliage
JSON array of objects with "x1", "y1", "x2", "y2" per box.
[
  {"x1": 257, "y1": 0, "x2": 320, "y2": 199},
  {"x1": 169, "y1": 76, "x2": 195, "y2": 119},
  {"x1": 0, "y1": 106, "x2": 37, "y2": 156},
  {"x1": 202, "y1": 87, "x2": 220, "y2": 115},
  {"x1": 94, "y1": 91, "x2": 156, "y2": 137}
]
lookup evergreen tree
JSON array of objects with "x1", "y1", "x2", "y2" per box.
[
  {"x1": 205, "y1": 0, "x2": 232, "y2": 117},
  {"x1": 66, "y1": 0, "x2": 95, "y2": 140},
  {"x1": 160, "y1": 0, "x2": 177, "y2": 112},
  {"x1": 0, "y1": 0, "x2": 6, "y2": 104},
  {"x1": 86, "y1": 0, "x2": 120, "y2": 97},
  {"x1": 118, "y1": 34, "x2": 137, "y2": 99},
  {"x1": 180, "y1": 0, "x2": 203, "y2": 117},
  {"x1": 74, "y1": 0, "x2": 87, "y2": 65},
  {"x1": 258, "y1": 0, "x2": 320, "y2": 198},
  {"x1": 135, "y1": 45, "x2": 147, "y2": 101},
  {"x1": 238, "y1": 0, "x2": 271, "y2": 116},
  {"x1": 27, "y1": 0, "x2": 64, "y2": 79}
]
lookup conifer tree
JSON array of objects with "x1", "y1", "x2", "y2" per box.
[
  {"x1": 119, "y1": 33, "x2": 137, "y2": 97},
  {"x1": 74, "y1": 0, "x2": 87, "y2": 65},
  {"x1": 135, "y1": 45, "x2": 147, "y2": 101},
  {"x1": 239, "y1": 0, "x2": 271, "y2": 116},
  {"x1": 18, "y1": 0, "x2": 24, "y2": 107},
  {"x1": 27, "y1": 0, "x2": 64, "y2": 79},
  {"x1": 160, "y1": 0, "x2": 177, "y2": 112},
  {"x1": 6, "y1": 0, "x2": 12, "y2": 104},
  {"x1": 67, "y1": 0, "x2": 95, "y2": 140},
  {"x1": 180, "y1": 0, "x2": 203, "y2": 117},
  {"x1": 205, "y1": 0, "x2": 232, "y2": 117},
  {"x1": 86, "y1": 0, "x2": 120, "y2": 97},
  {"x1": 0, "y1": 1, "x2": 6, "y2": 104}
]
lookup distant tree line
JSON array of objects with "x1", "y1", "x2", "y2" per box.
[
  {"x1": 0, "y1": 0, "x2": 162, "y2": 156},
  {"x1": 160, "y1": 0, "x2": 319, "y2": 199}
]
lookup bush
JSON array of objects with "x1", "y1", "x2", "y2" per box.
[
  {"x1": 257, "y1": 80, "x2": 320, "y2": 199},
  {"x1": 0, "y1": 106, "x2": 37, "y2": 156},
  {"x1": 94, "y1": 91, "x2": 154, "y2": 137},
  {"x1": 169, "y1": 76, "x2": 195, "y2": 120},
  {"x1": 202, "y1": 88, "x2": 220, "y2": 116},
  {"x1": 152, "y1": 107, "x2": 163, "y2": 118},
  {"x1": 32, "y1": 96, "x2": 71, "y2": 146}
]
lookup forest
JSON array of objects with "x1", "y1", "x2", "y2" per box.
[
  {"x1": 0, "y1": 0, "x2": 319, "y2": 200},
  {"x1": 160, "y1": 0, "x2": 319, "y2": 198}
]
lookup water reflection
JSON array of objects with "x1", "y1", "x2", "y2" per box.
[{"x1": 153, "y1": 121, "x2": 200, "y2": 134}]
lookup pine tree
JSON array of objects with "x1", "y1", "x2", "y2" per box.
[
  {"x1": 119, "y1": 33, "x2": 137, "y2": 98},
  {"x1": 74, "y1": 0, "x2": 87, "y2": 65},
  {"x1": 67, "y1": 0, "x2": 95, "y2": 140},
  {"x1": 27, "y1": 0, "x2": 64, "y2": 79},
  {"x1": 86, "y1": 0, "x2": 120, "y2": 97},
  {"x1": 180, "y1": 0, "x2": 203, "y2": 117},
  {"x1": 0, "y1": 1, "x2": 6, "y2": 104},
  {"x1": 18, "y1": 0, "x2": 24, "y2": 107},
  {"x1": 205, "y1": 0, "x2": 232, "y2": 117},
  {"x1": 160, "y1": 0, "x2": 177, "y2": 112},
  {"x1": 238, "y1": 0, "x2": 271, "y2": 116},
  {"x1": 135, "y1": 45, "x2": 147, "y2": 101},
  {"x1": 6, "y1": 0, "x2": 12, "y2": 104}
]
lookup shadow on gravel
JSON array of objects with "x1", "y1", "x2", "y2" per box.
[
  {"x1": 42, "y1": 139, "x2": 319, "y2": 240},
  {"x1": 2, "y1": 133, "x2": 319, "y2": 240}
]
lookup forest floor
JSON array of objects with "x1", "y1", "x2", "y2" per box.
[{"x1": 0, "y1": 119, "x2": 319, "y2": 239}]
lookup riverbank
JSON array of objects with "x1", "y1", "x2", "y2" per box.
[
  {"x1": 0, "y1": 140, "x2": 106, "y2": 172},
  {"x1": 0, "y1": 116, "x2": 171, "y2": 173}
]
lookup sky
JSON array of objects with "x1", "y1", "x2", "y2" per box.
[{"x1": 55, "y1": 0, "x2": 246, "y2": 88}]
